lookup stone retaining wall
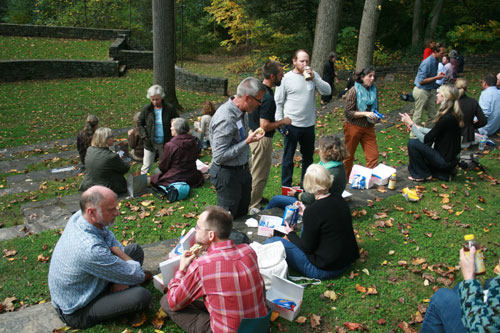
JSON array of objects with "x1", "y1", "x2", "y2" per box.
[
  {"x1": 0, "y1": 23, "x2": 129, "y2": 40},
  {"x1": 0, "y1": 59, "x2": 120, "y2": 81}
]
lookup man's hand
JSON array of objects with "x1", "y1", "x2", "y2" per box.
[
  {"x1": 460, "y1": 247, "x2": 476, "y2": 281},
  {"x1": 245, "y1": 129, "x2": 265, "y2": 144},
  {"x1": 399, "y1": 112, "x2": 414, "y2": 130},
  {"x1": 179, "y1": 251, "x2": 196, "y2": 273},
  {"x1": 436, "y1": 72, "x2": 445, "y2": 80},
  {"x1": 110, "y1": 246, "x2": 133, "y2": 261},
  {"x1": 305, "y1": 67, "x2": 314, "y2": 80},
  {"x1": 295, "y1": 201, "x2": 306, "y2": 216},
  {"x1": 110, "y1": 283, "x2": 129, "y2": 293},
  {"x1": 128, "y1": 129, "x2": 134, "y2": 136},
  {"x1": 281, "y1": 117, "x2": 292, "y2": 126}
]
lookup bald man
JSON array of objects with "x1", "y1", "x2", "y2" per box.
[{"x1": 48, "y1": 186, "x2": 151, "y2": 329}]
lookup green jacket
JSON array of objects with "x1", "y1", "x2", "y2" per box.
[
  {"x1": 79, "y1": 146, "x2": 130, "y2": 194},
  {"x1": 138, "y1": 100, "x2": 179, "y2": 151}
]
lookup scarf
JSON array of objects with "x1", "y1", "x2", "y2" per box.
[{"x1": 354, "y1": 81, "x2": 378, "y2": 111}]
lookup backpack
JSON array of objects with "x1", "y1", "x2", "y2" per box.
[
  {"x1": 458, "y1": 153, "x2": 485, "y2": 171},
  {"x1": 156, "y1": 182, "x2": 190, "y2": 202}
]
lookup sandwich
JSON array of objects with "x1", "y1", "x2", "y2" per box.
[{"x1": 189, "y1": 243, "x2": 203, "y2": 257}]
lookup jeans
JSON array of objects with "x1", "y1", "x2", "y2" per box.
[
  {"x1": 281, "y1": 125, "x2": 315, "y2": 186},
  {"x1": 420, "y1": 288, "x2": 466, "y2": 333},
  {"x1": 264, "y1": 237, "x2": 349, "y2": 280},
  {"x1": 264, "y1": 195, "x2": 296, "y2": 210},
  {"x1": 407, "y1": 139, "x2": 456, "y2": 181}
]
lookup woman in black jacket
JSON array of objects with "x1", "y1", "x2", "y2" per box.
[
  {"x1": 138, "y1": 85, "x2": 179, "y2": 175},
  {"x1": 320, "y1": 52, "x2": 338, "y2": 105},
  {"x1": 400, "y1": 84, "x2": 463, "y2": 182},
  {"x1": 455, "y1": 78, "x2": 486, "y2": 148},
  {"x1": 264, "y1": 164, "x2": 359, "y2": 280}
]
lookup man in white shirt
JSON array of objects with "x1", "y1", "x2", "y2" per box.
[{"x1": 275, "y1": 49, "x2": 331, "y2": 186}]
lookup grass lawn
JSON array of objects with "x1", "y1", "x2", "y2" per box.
[
  {"x1": 0, "y1": 36, "x2": 111, "y2": 60},
  {"x1": 0, "y1": 48, "x2": 498, "y2": 332}
]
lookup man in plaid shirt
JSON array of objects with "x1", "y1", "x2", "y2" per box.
[{"x1": 161, "y1": 206, "x2": 268, "y2": 332}]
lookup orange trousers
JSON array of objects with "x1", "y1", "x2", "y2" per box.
[{"x1": 343, "y1": 121, "x2": 379, "y2": 179}]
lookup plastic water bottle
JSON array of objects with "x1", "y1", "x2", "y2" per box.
[{"x1": 479, "y1": 135, "x2": 487, "y2": 151}]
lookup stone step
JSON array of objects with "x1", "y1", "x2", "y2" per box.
[
  {"x1": 0, "y1": 302, "x2": 64, "y2": 333},
  {"x1": 0, "y1": 150, "x2": 79, "y2": 173}
]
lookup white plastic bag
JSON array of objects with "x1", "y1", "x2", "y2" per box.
[{"x1": 250, "y1": 241, "x2": 288, "y2": 290}]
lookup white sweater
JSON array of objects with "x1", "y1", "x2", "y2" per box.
[{"x1": 274, "y1": 70, "x2": 331, "y2": 127}]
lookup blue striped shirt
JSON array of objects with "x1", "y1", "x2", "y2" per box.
[{"x1": 48, "y1": 211, "x2": 144, "y2": 314}]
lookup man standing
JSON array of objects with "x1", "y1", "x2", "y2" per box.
[
  {"x1": 161, "y1": 206, "x2": 268, "y2": 332},
  {"x1": 248, "y1": 61, "x2": 291, "y2": 213},
  {"x1": 48, "y1": 186, "x2": 151, "y2": 329},
  {"x1": 275, "y1": 49, "x2": 331, "y2": 187},
  {"x1": 478, "y1": 73, "x2": 500, "y2": 136},
  {"x1": 412, "y1": 44, "x2": 446, "y2": 129},
  {"x1": 209, "y1": 77, "x2": 266, "y2": 218}
]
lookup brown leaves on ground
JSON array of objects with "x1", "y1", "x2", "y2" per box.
[
  {"x1": 1, "y1": 296, "x2": 17, "y2": 313},
  {"x1": 2, "y1": 249, "x2": 17, "y2": 257},
  {"x1": 323, "y1": 290, "x2": 338, "y2": 301},
  {"x1": 422, "y1": 208, "x2": 440, "y2": 220},
  {"x1": 156, "y1": 207, "x2": 174, "y2": 217},
  {"x1": 295, "y1": 315, "x2": 307, "y2": 324},
  {"x1": 355, "y1": 284, "x2": 378, "y2": 297},
  {"x1": 130, "y1": 311, "x2": 147, "y2": 327},
  {"x1": 343, "y1": 321, "x2": 368, "y2": 331},
  {"x1": 352, "y1": 209, "x2": 367, "y2": 218},
  {"x1": 270, "y1": 310, "x2": 280, "y2": 322},
  {"x1": 309, "y1": 313, "x2": 321, "y2": 328},
  {"x1": 398, "y1": 321, "x2": 416, "y2": 333},
  {"x1": 37, "y1": 254, "x2": 50, "y2": 262},
  {"x1": 151, "y1": 307, "x2": 168, "y2": 329}
]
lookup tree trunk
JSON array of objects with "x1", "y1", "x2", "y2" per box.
[
  {"x1": 411, "y1": 0, "x2": 422, "y2": 49},
  {"x1": 311, "y1": 0, "x2": 343, "y2": 76},
  {"x1": 355, "y1": 0, "x2": 382, "y2": 73},
  {"x1": 152, "y1": 0, "x2": 182, "y2": 111},
  {"x1": 424, "y1": 0, "x2": 444, "y2": 44}
]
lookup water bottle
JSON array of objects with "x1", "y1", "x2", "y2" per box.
[{"x1": 479, "y1": 135, "x2": 487, "y2": 151}]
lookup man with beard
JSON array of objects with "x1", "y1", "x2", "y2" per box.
[
  {"x1": 275, "y1": 49, "x2": 331, "y2": 187},
  {"x1": 248, "y1": 61, "x2": 291, "y2": 213},
  {"x1": 161, "y1": 206, "x2": 267, "y2": 332},
  {"x1": 48, "y1": 186, "x2": 151, "y2": 329}
]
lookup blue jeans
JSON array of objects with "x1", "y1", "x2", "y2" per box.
[
  {"x1": 282, "y1": 125, "x2": 315, "y2": 186},
  {"x1": 420, "y1": 288, "x2": 466, "y2": 332},
  {"x1": 407, "y1": 139, "x2": 456, "y2": 181},
  {"x1": 264, "y1": 195, "x2": 296, "y2": 210},
  {"x1": 264, "y1": 237, "x2": 349, "y2": 280}
]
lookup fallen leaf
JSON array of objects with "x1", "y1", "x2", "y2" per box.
[
  {"x1": 355, "y1": 284, "x2": 367, "y2": 293},
  {"x1": 151, "y1": 307, "x2": 168, "y2": 329},
  {"x1": 131, "y1": 311, "x2": 147, "y2": 327},
  {"x1": 324, "y1": 290, "x2": 338, "y2": 301},
  {"x1": 295, "y1": 315, "x2": 307, "y2": 324},
  {"x1": 2, "y1": 249, "x2": 17, "y2": 257},
  {"x1": 398, "y1": 297, "x2": 405, "y2": 304},
  {"x1": 377, "y1": 318, "x2": 387, "y2": 325},
  {"x1": 121, "y1": 329, "x2": 133, "y2": 333},
  {"x1": 398, "y1": 321, "x2": 416, "y2": 333},
  {"x1": 37, "y1": 254, "x2": 50, "y2": 262},
  {"x1": 344, "y1": 322, "x2": 362, "y2": 331},
  {"x1": 310, "y1": 313, "x2": 321, "y2": 328},
  {"x1": 398, "y1": 260, "x2": 408, "y2": 267},
  {"x1": 388, "y1": 250, "x2": 395, "y2": 255},
  {"x1": 141, "y1": 200, "x2": 154, "y2": 207},
  {"x1": 1, "y1": 296, "x2": 16, "y2": 312},
  {"x1": 366, "y1": 286, "x2": 378, "y2": 295},
  {"x1": 411, "y1": 257, "x2": 427, "y2": 265}
]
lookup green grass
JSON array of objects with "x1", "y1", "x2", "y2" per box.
[
  {"x1": 0, "y1": 36, "x2": 111, "y2": 60},
  {"x1": 0, "y1": 47, "x2": 498, "y2": 332}
]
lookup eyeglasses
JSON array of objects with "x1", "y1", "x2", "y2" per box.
[
  {"x1": 249, "y1": 95, "x2": 262, "y2": 105},
  {"x1": 195, "y1": 224, "x2": 211, "y2": 231}
]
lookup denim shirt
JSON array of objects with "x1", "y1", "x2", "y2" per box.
[
  {"x1": 48, "y1": 211, "x2": 144, "y2": 314},
  {"x1": 478, "y1": 86, "x2": 500, "y2": 136},
  {"x1": 414, "y1": 55, "x2": 439, "y2": 90}
]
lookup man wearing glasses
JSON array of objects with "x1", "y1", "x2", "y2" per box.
[
  {"x1": 209, "y1": 77, "x2": 266, "y2": 218},
  {"x1": 275, "y1": 49, "x2": 331, "y2": 187},
  {"x1": 161, "y1": 206, "x2": 267, "y2": 332}
]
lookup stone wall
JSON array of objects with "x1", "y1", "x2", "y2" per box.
[
  {"x1": 0, "y1": 60, "x2": 120, "y2": 81},
  {"x1": 0, "y1": 23, "x2": 129, "y2": 40}
]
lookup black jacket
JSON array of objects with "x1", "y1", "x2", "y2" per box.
[{"x1": 138, "y1": 99, "x2": 179, "y2": 151}]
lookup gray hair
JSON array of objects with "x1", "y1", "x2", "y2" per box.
[
  {"x1": 146, "y1": 84, "x2": 165, "y2": 99},
  {"x1": 91, "y1": 127, "x2": 113, "y2": 147},
  {"x1": 236, "y1": 77, "x2": 265, "y2": 97},
  {"x1": 171, "y1": 117, "x2": 189, "y2": 135},
  {"x1": 80, "y1": 186, "x2": 117, "y2": 212}
]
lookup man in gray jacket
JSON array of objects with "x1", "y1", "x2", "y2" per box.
[{"x1": 209, "y1": 77, "x2": 266, "y2": 218}]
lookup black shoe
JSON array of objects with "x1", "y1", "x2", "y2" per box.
[{"x1": 260, "y1": 197, "x2": 270, "y2": 205}]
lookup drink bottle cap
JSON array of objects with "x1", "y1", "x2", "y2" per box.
[
  {"x1": 464, "y1": 234, "x2": 475, "y2": 241},
  {"x1": 392, "y1": 173, "x2": 396, "y2": 177}
]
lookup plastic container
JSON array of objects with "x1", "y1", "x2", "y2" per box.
[
  {"x1": 388, "y1": 173, "x2": 397, "y2": 190},
  {"x1": 479, "y1": 135, "x2": 487, "y2": 151},
  {"x1": 303, "y1": 66, "x2": 312, "y2": 81},
  {"x1": 463, "y1": 234, "x2": 486, "y2": 275}
]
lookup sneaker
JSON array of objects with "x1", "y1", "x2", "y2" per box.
[
  {"x1": 260, "y1": 197, "x2": 270, "y2": 205},
  {"x1": 249, "y1": 207, "x2": 261, "y2": 215}
]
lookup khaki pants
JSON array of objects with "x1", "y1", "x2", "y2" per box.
[
  {"x1": 141, "y1": 143, "x2": 164, "y2": 175},
  {"x1": 412, "y1": 86, "x2": 437, "y2": 128},
  {"x1": 249, "y1": 136, "x2": 273, "y2": 209}
]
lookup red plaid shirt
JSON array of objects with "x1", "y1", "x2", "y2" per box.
[{"x1": 167, "y1": 240, "x2": 267, "y2": 332}]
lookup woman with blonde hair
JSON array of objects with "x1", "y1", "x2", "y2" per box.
[
  {"x1": 264, "y1": 164, "x2": 359, "y2": 279},
  {"x1": 455, "y1": 78, "x2": 486, "y2": 148},
  {"x1": 400, "y1": 84, "x2": 463, "y2": 182},
  {"x1": 79, "y1": 127, "x2": 130, "y2": 194},
  {"x1": 76, "y1": 115, "x2": 99, "y2": 165}
]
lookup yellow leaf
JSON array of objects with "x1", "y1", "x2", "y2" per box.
[
  {"x1": 141, "y1": 200, "x2": 154, "y2": 207},
  {"x1": 380, "y1": 260, "x2": 388, "y2": 266},
  {"x1": 270, "y1": 310, "x2": 280, "y2": 322},
  {"x1": 295, "y1": 315, "x2": 307, "y2": 324},
  {"x1": 324, "y1": 290, "x2": 338, "y2": 301}
]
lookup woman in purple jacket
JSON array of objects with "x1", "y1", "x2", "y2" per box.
[{"x1": 150, "y1": 118, "x2": 204, "y2": 188}]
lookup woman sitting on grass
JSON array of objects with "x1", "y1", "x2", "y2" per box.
[
  {"x1": 79, "y1": 127, "x2": 130, "y2": 195},
  {"x1": 264, "y1": 164, "x2": 359, "y2": 280},
  {"x1": 264, "y1": 135, "x2": 348, "y2": 210},
  {"x1": 76, "y1": 114, "x2": 99, "y2": 167},
  {"x1": 400, "y1": 84, "x2": 463, "y2": 182},
  {"x1": 455, "y1": 78, "x2": 486, "y2": 148}
]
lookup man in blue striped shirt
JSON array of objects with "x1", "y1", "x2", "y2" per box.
[{"x1": 48, "y1": 186, "x2": 151, "y2": 328}]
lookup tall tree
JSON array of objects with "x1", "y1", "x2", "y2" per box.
[
  {"x1": 152, "y1": 0, "x2": 182, "y2": 111},
  {"x1": 424, "y1": 0, "x2": 444, "y2": 43},
  {"x1": 411, "y1": 0, "x2": 422, "y2": 49},
  {"x1": 311, "y1": 0, "x2": 343, "y2": 76},
  {"x1": 355, "y1": 0, "x2": 382, "y2": 72}
]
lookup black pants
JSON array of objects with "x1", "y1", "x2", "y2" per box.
[
  {"x1": 210, "y1": 164, "x2": 252, "y2": 218},
  {"x1": 59, "y1": 244, "x2": 152, "y2": 329},
  {"x1": 281, "y1": 125, "x2": 315, "y2": 186}
]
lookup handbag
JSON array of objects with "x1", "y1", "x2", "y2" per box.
[{"x1": 250, "y1": 241, "x2": 288, "y2": 290}]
